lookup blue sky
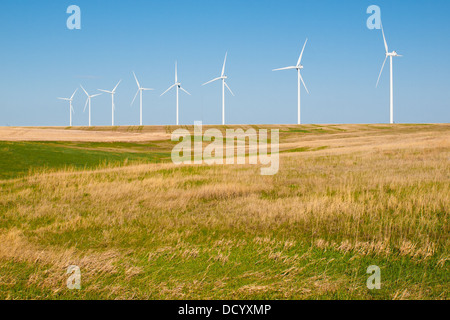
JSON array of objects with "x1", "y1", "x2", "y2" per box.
[{"x1": 0, "y1": 0, "x2": 449, "y2": 126}]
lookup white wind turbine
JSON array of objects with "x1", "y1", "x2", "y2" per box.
[
  {"x1": 161, "y1": 62, "x2": 191, "y2": 126},
  {"x1": 202, "y1": 52, "x2": 234, "y2": 125},
  {"x1": 57, "y1": 88, "x2": 78, "y2": 126},
  {"x1": 131, "y1": 72, "x2": 154, "y2": 126},
  {"x1": 80, "y1": 85, "x2": 102, "y2": 127},
  {"x1": 376, "y1": 24, "x2": 402, "y2": 124},
  {"x1": 98, "y1": 80, "x2": 121, "y2": 126},
  {"x1": 273, "y1": 39, "x2": 309, "y2": 125}
]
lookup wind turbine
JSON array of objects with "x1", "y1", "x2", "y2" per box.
[
  {"x1": 131, "y1": 72, "x2": 153, "y2": 126},
  {"x1": 376, "y1": 24, "x2": 402, "y2": 124},
  {"x1": 80, "y1": 85, "x2": 102, "y2": 127},
  {"x1": 98, "y1": 80, "x2": 121, "y2": 126},
  {"x1": 202, "y1": 52, "x2": 234, "y2": 125},
  {"x1": 161, "y1": 61, "x2": 191, "y2": 126},
  {"x1": 57, "y1": 88, "x2": 78, "y2": 126},
  {"x1": 273, "y1": 38, "x2": 309, "y2": 125}
]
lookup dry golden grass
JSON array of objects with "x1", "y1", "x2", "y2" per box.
[
  {"x1": 0, "y1": 124, "x2": 448, "y2": 299},
  {"x1": 0, "y1": 126, "x2": 171, "y2": 142}
]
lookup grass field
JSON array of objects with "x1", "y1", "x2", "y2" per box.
[
  {"x1": 0, "y1": 141, "x2": 173, "y2": 180},
  {"x1": 0, "y1": 124, "x2": 448, "y2": 299}
]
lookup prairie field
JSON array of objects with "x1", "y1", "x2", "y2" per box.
[{"x1": 0, "y1": 124, "x2": 448, "y2": 300}]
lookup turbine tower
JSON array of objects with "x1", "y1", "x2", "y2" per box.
[
  {"x1": 57, "y1": 88, "x2": 78, "y2": 126},
  {"x1": 80, "y1": 85, "x2": 102, "y2": 127},
  {"x1": 161, "y1": 61, "x2": 191, "y2": 125},
  {"x1": 131, "y1": 72, "x2": 154, "y2": 126},
  {"x1": 376, "y1": 24, "x2": 402, "y2": 124},
  {"x1": 202, "y1": 52, "x2": 234, "y2": 125},
  {"x1": 98, "y1": 80, "x2": 121, "y2": 126},
  {"x1": 273, "y1": 38, "x2": 309, "y2": 125}
]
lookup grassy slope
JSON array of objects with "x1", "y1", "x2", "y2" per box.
[
  {"x1": 0, "y1": 141, "x2": 172, "y2": 180},
  {"x1": 0, "y1": 124, "x2": 448, "y2": 300}
]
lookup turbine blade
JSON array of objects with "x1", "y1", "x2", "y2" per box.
[
  {"x1": 80, "y1": 85, "x2": 89, "y2": 97},
  {"x1": 221, "y1": 52, "x2": 228, "y2": 77},
  {"x1": 224, "y1": 82, "x2": 235, "y2": 96},
  {"x1": 57, "y1": 98, "x2": 69, "y2": 101},
  {"x1": 299, "y1": 73, "x2": 309, "y2": 94},
  {"x1": 297, "y1": 38, "x2": 308, "y2": 66},
  {"x1": 83, "y1": 98, "x2": 89, "y2": 112},
  {"x1": 71, "y1": 104, "x2": 75, "y2": 114},
  {"x1": 131, "y1": 89, "x2": 140, "y2": 106},
  {"x1": 160, "y1": 84, "x2": 176, "y2": 97},
  {"x1": 381, "y1": 24, "x2": 389, "y2": 53},
  {"x1": 175, "y1": 61, "x2": 178, "y2": 83},
  {"x1": 202, "y1": 77, "x2": 222, "y2": 86},
  {"x1": 70, "y1": 88, "x2": 78, "y2": 100},
  {"x1": 272, "y1": 66, "x2": 296, "y2": 71},
  {"x1": 91, "y1": 93, "x2": 102, "y2": 98},
  {"x1": 112, "y1": 79, "x2": 122, "y2": 92},
  {"x1": 180, "y1": 87, "x2": 191, "y2": 96},
  {"x1": 142, "y1": 88, "x2": 154, "y2": 91},
  {"x1": 98, "y1": 89, "x2": 112, "y2": 94},
  {"x1": 133, "y1": 72, "x2": 141, "y2": 89},
  {"x1": 376, "y1": 56, "x2": 388, "y2": 88}
]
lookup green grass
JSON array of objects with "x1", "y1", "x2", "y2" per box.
[
  {"x1": 281, "y1": 146, "x2": 329, "y2": 154},
  {"x1": 0, "y1": 141, "x2": 172, "y2": 180}
]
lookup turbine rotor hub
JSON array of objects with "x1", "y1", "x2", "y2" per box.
[{"x1": 387, "y1": 51, "x2": 398, "y2": 57}]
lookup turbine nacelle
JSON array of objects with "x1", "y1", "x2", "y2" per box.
[{"x1": 386, "y1": 51, "x2": 401, "y2": 57}]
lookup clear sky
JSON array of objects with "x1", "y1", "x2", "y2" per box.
[{"x1": 0, "y1": 0, "x2": 449, "y2": 126}]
